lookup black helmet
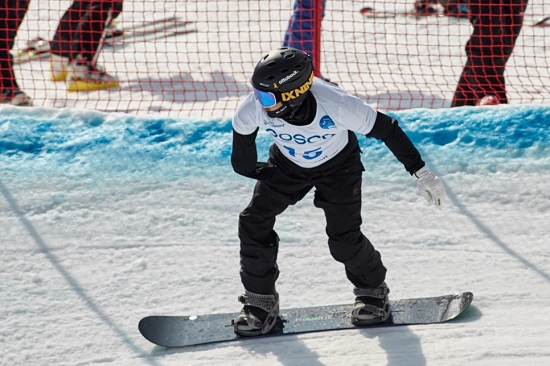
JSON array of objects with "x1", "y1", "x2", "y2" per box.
[{"x1": 251, "y1": 47, "x2": 314, "y2": 110}]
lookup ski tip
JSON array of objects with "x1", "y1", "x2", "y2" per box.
[
  {"x1": 533, "y1": 16, "x2": 550, "y2": 27},
  {"x1": 359, "y1": 7, "x2": 374, "y2": 15}
]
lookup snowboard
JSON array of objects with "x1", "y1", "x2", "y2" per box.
[{"x1": 139, "y1": 291, "x2": 473, "y2": 348}]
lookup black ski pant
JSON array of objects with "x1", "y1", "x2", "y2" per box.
[
  {"x1": 239, "y1": 134, "x2": 387, "y2": 295},
  {"x1": 0, "y1": 0, "x2": 29, "y2": 91},
  {"x1": 50, "y1": 0, "x2": 123, "y2": 62},
  {"x1": 452, "y1": 0, "x2": 528, "y2": 106}
]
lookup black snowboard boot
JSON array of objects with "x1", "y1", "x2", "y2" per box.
[
  {"x1": 351, "y1": 282, "x2": 390, "y2": 325},
  {"x1": 232, "y1": 290, "x2": 279, "y2": 336}
]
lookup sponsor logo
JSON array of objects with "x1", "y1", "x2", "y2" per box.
[
  {"x1": 266, "y1": 128, "x2": 335, "y2": 145},
  {"x1": 319, "y1": 116, "x2": 336, "y2": 129},
  {"x1": 279, "y1": 70, "x2": 299, "y2": 85},
  {"x1": 263, "y1": 120, "x2": 284, "y2": 128},
  {"x1": 281, "y1": 72, "x2": 314, "y2": 102}
]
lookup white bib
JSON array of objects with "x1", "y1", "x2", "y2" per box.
[{"x1": 233, "y1": 78, "x2": 378, "y2": 168}]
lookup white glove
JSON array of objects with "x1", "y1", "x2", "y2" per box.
[{"x1": 414, "y1": 166, "x2": 446, "y2": 206}]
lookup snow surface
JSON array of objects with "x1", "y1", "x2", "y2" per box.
[
  {"x1": 1, "y1": 104, "x2": 549, "y2": 365},
  {"x1": 2, "y1": 0, "x2": 550, "y2": 365}
]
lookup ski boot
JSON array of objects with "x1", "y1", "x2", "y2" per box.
[
  {"x1": 51, "y1": 55, "x2": 119, "y2": 92},
  {"x1": 476, "y1": 95, "x2": 500, "y2": 106},
  {"x1": 50, "y1": 54, "x2": 70, "y2": 82},
  {"x1": 232, "y1": 290, "x2": 280, "y2": 336},
  {"x1": 1, "y1": 89, "x2": 32, "y2": 106},
  {"x1": 351, "y1": 282, "x2": 390, "y2": 325},
  {"x1": 24, "y1": 37, "x2": 50, "y2": 56}
]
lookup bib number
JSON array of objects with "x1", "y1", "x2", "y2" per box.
[{"x1": 282, "y1": 146, "x2": 322, "y2": 160}]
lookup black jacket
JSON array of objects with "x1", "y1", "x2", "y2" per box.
[{"x1": 232, "y1": 111, "x2": 425, "y2": 180}]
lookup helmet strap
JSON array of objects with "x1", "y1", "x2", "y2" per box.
[
  {"x1": 266, "y1": 103, "x2": 291, "y2": 118},
  {"x1": 265, "y1": 91, "x2": 313, "y2": 121},
  {"x1": 282, "y1": 92, "x2": 316, "y2": 126}
]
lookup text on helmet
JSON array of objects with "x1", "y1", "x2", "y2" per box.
[
  {"x1": 279, "y1": 70, "x2": 299, "y2": 85},
  {"x1": 280, "y1": 72, "x2": 314, "y2": 102}
]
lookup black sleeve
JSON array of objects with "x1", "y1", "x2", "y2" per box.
[
  {"x1": 231, "y1": 128, "x2": 276, "y2": 180},
  {"x1": 366, "y1": 112, "x2": 425, "y2": 175}
]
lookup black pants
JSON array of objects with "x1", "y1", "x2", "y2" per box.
[
  {"x1": 50, "y1": 0, "x2": 123, "y2": 62},
  {"x1": 452, "y1": 0, "x2": 528, "y2": 106},
  {"x1": 0, "y1": 0, "x2": 30, "y2": 91},
  {"x1": 239, "y1": 133, "x2": 387, "y2": 295}
]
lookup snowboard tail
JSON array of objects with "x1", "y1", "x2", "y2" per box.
[{"x1": 139, "y1": 292, "x2": 474, "y2": 348}]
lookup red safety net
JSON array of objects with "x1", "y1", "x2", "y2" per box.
[{"x1": 2, "y1": 0, "x2": 549, "y2": 117}]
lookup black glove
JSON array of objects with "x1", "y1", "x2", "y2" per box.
[{"x1": 247, "y1": 162, "x2": 277, "y2": 181}]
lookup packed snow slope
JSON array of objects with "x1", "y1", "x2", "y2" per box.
[{"x1": 1, "y1": 104, "x2": 549, "y2": 365}]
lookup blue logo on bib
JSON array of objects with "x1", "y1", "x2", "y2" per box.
[{"x1": 319, "y1": 115, "x2": 335, "y2": 129}]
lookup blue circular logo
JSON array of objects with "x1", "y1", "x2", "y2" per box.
[{"x1": 319, "y1": 116, "x2": 335, "y2": 129}]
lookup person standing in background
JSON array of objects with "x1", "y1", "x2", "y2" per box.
[
  {"x1": 49, "y1": 0, "x2": 123, "y2": 92},
  {"x1": 452, "y1": 0, "x2": 529, "y2": 106},
  {"x1": 0, "y1": 0, "x2": 32, "y2": 106},
  {"x1": 283, "y1": 0, "x2": 336, "y2": 83},
  {"x1": 283, "y1": 0, "x2": 326, "y2": 67}
]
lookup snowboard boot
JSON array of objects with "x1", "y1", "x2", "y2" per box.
[
  {"x1": 232, "y1": 290, "x2": 280, "y2": 336},
  {"x1": 351, "y1": 282, "x2": 390, "y2": 325}
]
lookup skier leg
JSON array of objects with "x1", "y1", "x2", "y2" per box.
[
  {"x1": 0, "y1": 0, "x2": 32, "y2": 105},
  {"x1": 452, "y1": 0, "x2": 528, "y2": 106},
  {"x1": 282, "y1": 0, "x2": 326, "y2": 61},
  {"x1": 77, "y1": 0, "x2": 120, "y2": 63},
  {"x1": 65, "y1": 1, "x2": 120, "y2": 91},
  {"x1": 283, "y1": 0, "x2": 315, "y2": 56},
  {"x1": 50, "y1": 0, "x2": 121, "y2": 60},
  {"x1": 49, "y1": 1, "x2": 76, "y2": 81},
  {"x1": 50, "y1": 0, "x2": 121, "y2": 90}
]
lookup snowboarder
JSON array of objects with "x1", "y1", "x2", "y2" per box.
[
  {"x1": 230, "y1": 47, "x2": 446, "y2": 336},
  {"x1": 49, "y1": 0, "x2": 123, "y2": 92}
]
